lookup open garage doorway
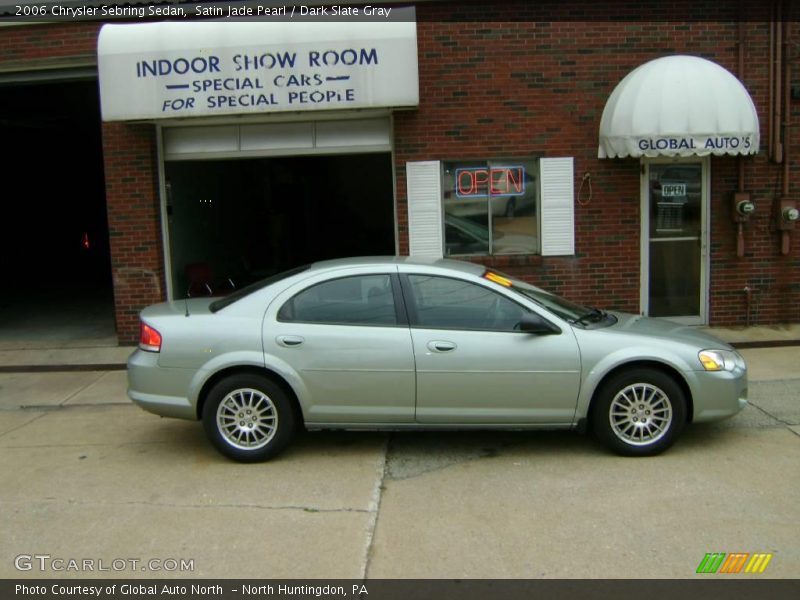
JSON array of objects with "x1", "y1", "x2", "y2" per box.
[
  {"x1": 0, "y1": 79, "x2": 115, "y2": 348},
  {"x1": 165, "y1": 153, "x2": 395, "y2": 298}
]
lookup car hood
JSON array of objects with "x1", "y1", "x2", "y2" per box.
[{"x1": 605, "y1": 312, "x2": 734, "y2": 350}]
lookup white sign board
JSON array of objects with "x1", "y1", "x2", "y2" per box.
[
  {"x1": 97, "y1": 12, "x2": 419, "y2": 121},
  {"x1": 661, "y1": 183, "x2": 686, "y2": 197}
]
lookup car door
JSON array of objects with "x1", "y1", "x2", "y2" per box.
[
  {"x1": 264, "y1": 270, "x2": 416, "y2": 424},
  {"x1": 401, "y1": 272, "x2": 581, "y2": 424}
]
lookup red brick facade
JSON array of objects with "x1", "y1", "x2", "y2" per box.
[
  {"x1": 101, "y1": 121, "x2": 164, "y2": 340},
  {"x1": 396, "y1": 1, "x2": 800, "y2": 329},
  {"x1": 0, "y1": 21, "x2": 97, "y2": 60},
  {"x1": 2, "y1": 1, "x2": 798, "y2": 344}
]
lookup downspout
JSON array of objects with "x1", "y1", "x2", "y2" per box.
[
  {"x1": 782, "y1": 18, "x2": 793, "y2": 255},
  {"x1": 738, "y1": 14, "x2": 746, "y2": 191},
  {"x1": 775, "y1": 0, "x2": 784, "y2": 163},
  {"x1": 744, "y1": 285, "x2": 752, "y2": 326},
  {"x1": 737, "y1": 13, "x2": 746, "y2": 258},
  {"x1": 769, "y1": 6, "x2": 774, "y2": 160}
]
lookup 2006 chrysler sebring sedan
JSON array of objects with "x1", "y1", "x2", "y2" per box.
[{"x1": 128, "y1": 257, "x2": 747, "y2": 461}]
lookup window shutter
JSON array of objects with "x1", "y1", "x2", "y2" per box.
[
  {"x1": 406, "y1": 161, "x2": 443, "y2": 259},
  {"x1": 540, "y1": 157, "x2": 575, "y2": 256}
]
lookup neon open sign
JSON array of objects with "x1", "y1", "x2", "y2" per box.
[{"x1": 455, "y1": 166, "x2": 526, "y2": 198}]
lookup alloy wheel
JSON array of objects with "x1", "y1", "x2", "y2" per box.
[
  {"x1": 216, "y1": 387, "x2": 278, "y2": 450},
  {"x1": 608, "y1": 383, "x2": 673, "y2": 446}
]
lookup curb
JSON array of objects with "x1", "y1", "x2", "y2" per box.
[
  {"x1": 0, "y1": 364, "x2": 127, "y2": 374},
  {"x1": 731, "y1": 340, "x2": 800, "y2": 349}
]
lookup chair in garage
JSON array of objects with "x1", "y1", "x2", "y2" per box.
[{"x1": 185, "y1": 262, "x2": 236, "y2": 297}]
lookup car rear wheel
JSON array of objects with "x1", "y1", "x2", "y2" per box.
[
  {"x1": 202, "y1": 374, "x2": 296, "y2": 462},
  {"x1": 591, "y1": 368, "x2": 686, "y2": 456}
]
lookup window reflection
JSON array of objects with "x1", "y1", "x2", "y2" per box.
[
  {"x1": 649, "y1": 164, "x2": 701, "y2": 238},
  {"x1": 647, "y1": 163, "x2": 703, "y2": 317},
  {"x1": 442, "y1": 160, "x2": 538, "y2": 256},
  {"x1": 409, "y1": 275, "x2": 527, "y2": 331},
  {"x1": 278, "y1": 275, "x2": 397, "y2": 325}
]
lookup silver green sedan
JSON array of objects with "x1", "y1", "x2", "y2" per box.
[{"x1": 128, "y1": 257, "x2": 747, "y2": 461}]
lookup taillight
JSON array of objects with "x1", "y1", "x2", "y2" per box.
[{"x1": 139, "y1": 322, "x2": 162, "y2": 352}]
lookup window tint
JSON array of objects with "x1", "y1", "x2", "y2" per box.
[
  {"x1": 407, "y1": 275, "x2": 527, "y2": 331},
  {"x1": 279, "y1": 275, "x2": 397, "y2": 326}
]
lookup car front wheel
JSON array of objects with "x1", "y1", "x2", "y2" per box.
[
  {"x1": 202, "y1": 374, "x2": 296, "y2": 462},
  {"x1": 591, "y1": 368, "x2": 686, "y2": 456}
]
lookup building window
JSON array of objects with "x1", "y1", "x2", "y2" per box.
[{"x1": 442, "y1": 159, "x2": 539, "y2": 256}]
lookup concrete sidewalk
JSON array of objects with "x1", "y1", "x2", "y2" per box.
[
  {"x1": 0, "y1": 325, "x2": 798, "y2": 579},
  {"x1": 0, "y1": 355, "x2": 798, "y2": 579},
  {"x1": 0, "y1": 345, "x2": 134, "y2": 371},
  {"x1": 699, "y1": 322, "x2": 800, "y2": 346}
]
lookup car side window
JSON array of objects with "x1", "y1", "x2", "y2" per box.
[
  {"x1": 278, "y1": 274, "x2": 397, "y2": 326},
  {"x1": 406, "y1": 275, "x2": 527, "y2": 331}
]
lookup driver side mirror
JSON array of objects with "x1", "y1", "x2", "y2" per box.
[{"x1": 518, "y1": 312, "x2": 561, "y2": 335}]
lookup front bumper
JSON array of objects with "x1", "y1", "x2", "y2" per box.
[{"x1": 689, "y1": 367, "x2": 748, "y2": 423}]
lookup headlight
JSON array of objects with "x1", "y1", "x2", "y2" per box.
[{"x1": 699, "y1": 349, "x2": 744, "y2": 372}]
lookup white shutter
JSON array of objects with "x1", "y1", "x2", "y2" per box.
[
  {"x1": 540, "y1": 157, "x2": 575, "y2": 256},
  {"x1": 406, "y1": 161, "x2": 444, "y2": 259}
]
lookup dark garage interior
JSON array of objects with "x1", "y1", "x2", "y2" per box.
[
  {"x1": 0, "y1": 79, "x2": 115, "y2": 347},
  {"x1": 165, "y1": 154, "x2": 395, "y2": 299}
]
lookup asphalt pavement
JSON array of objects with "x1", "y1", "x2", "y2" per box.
[{"x1": 0, "y1": 334, "x2": 798, "y2": 580}]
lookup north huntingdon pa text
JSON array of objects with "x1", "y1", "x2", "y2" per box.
[{"x1": 242, "y1": 584, "x2": 370, "y2": 596}]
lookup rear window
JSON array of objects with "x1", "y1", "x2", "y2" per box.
[
  {"x1": 278, "y1": 274, "x2": 397, "y2": 326},
  {"x1": 209, "y1": 264, "x2": 310, "y2": 312}
]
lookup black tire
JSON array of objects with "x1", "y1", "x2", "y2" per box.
[
  {"x1": 591, "y1": 368, "x2": 686, "y2": 457},
  {"x1": 202, "y1": 374, "x2": 296, "y2": 462}
]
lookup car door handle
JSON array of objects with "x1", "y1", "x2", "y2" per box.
[
  {"x1": 427, "y1": 340, "x2": 456, "y2": 353},
  {"x1": 276, "y1": 335, "x2": 305, "y2": 347}
]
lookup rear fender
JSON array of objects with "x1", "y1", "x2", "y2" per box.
[{"x1": 187, "y1": 351, "x2": 310, "y2": 415}]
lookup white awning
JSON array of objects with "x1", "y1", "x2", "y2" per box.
[{"x1": 598, "y1": 55, "x2": 760, "y2": 158}]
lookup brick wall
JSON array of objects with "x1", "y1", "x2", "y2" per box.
[
  {"x1": 2, "y1": 1, "x2": 799, "y2": 343},
  {"x1": 0, "y1": 22, "x2": 98, "y2": 62},
  {"x1": 396, "y1": 0, "x2": 800, "y2": 325},
  {"x1": 101, "y1": 122, "x2": 164, "y2": 343}
]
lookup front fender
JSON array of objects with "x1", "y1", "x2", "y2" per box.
[{"x1": 574, "y1": 345, "x2": 696, "y2": 421}]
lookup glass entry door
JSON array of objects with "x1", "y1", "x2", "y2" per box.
[{"x1": 641, "y1": 160, "x2": 708, "y2": 324}]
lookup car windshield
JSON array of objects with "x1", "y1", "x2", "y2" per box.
[
  {"x1": 484, "y1": 270, "x2": 596, "y2": 323},
  {"x1": 209, "y1": 264, "x2": 310, "y2": 312}
]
